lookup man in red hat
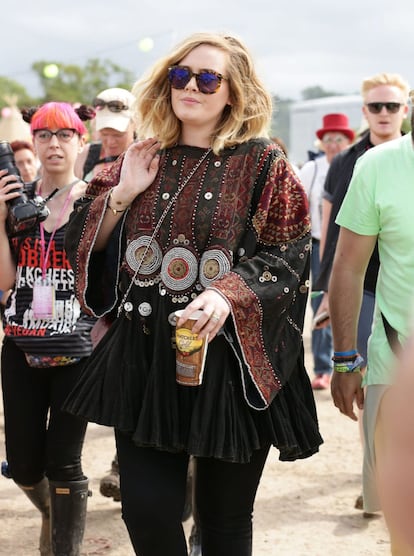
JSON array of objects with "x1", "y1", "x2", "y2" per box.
[{"x1": 299, "y1": 113, "x2": 354, "y2": 390}]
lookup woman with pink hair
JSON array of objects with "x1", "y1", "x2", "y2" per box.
[{"x1": 0, "y1": 102, "x2": 95, "y2": 555}]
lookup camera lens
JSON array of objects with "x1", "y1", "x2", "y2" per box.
[{"x1": 0, "y1": 141, "x2": 21, "y2": 181}]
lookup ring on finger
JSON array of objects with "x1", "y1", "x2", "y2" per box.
[{"x1": 210, "y1": 312, "x2": 220, "y2": 322}]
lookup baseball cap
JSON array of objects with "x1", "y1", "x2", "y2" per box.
[{"x1": 93, "y1": 88, "x2": 135, "y2": 132}]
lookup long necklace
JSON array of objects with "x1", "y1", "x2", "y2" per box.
[{"x1": 117, "y1": 148, "x2": 212, "y2": 316}]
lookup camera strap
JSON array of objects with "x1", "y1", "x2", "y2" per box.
[
  {"x1": 40, "y1": 178, "x2": 80, "y2": 204},
  {"x1": 21, "y1": 178, "x2": 39, "y2": 201}
]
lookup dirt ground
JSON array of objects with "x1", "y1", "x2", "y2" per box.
[{"x1": 0, "y1": 309, "x2": 392, "y2": 555}]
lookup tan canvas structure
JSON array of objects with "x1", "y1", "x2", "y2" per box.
[{"x1": 0, "y1": 95, "x2": 31, "y2": 142}]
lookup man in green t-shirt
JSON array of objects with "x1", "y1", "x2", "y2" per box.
[{"x1": 329, "y1": 90, "x2": 414, "y2": 553}]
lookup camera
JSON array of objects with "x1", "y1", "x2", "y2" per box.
[{"x1": 0, "y1": 140, "x2": 49, "y2": 237}]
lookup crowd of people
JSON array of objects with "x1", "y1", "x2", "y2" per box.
[{"x1": 0, "y1": 30, "x2": 413, "y2": 556}]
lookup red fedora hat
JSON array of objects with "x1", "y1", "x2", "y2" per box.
[{"x1": 316, "y1": 113, "x2": 355, "y2": 142}]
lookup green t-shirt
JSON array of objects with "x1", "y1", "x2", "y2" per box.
[{"x1": 336, "y1": 133, "x2": 414, "y2": 385}]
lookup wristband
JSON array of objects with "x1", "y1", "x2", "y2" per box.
[
  {"x1": 333, "y1": 349, "x2": 358, "y2": 358},
  {"x1": 333, "y1": 354, "x2": 364, "y2": 373}
]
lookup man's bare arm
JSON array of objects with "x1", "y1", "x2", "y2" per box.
[{"x1": 329, "y1": 227, "x2": 376, "y2": 420}]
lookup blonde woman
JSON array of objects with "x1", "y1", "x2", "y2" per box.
[{"x1": 64, "y1": 33, "x2": 322, "y2": 555}]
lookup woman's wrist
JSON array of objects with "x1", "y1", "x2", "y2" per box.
[{"x1": 107, "y1": 188, "x2": 130, "y2": 214}]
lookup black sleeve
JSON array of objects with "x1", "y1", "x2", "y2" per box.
[
  {"x1": 314, "y1": 155, "x2": 346, "y2": 292},
  {"x1": 82, "y1": 142, "x2": 102, "y2": 179}
]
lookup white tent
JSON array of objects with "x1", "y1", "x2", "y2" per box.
[{"x1": 0, "y1": 95, "x2": 31, "y2": 143}]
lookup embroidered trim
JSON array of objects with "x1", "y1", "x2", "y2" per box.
[
  {"x1": 199, "y1": 248, "x2": 232, "y2": 288},
  {"x1": 126, "y1": 236, "x2": 163, "y2": 275},
  {"x1": 160, "y1": 246, "x2": 198, "y2": 292},
  {"x1": 209, "y1": 272, "x2": 282, "y2": 405}
]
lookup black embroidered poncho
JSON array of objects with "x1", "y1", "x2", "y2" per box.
[{"x1": 64, "y1": 139, "x2": 322, "y2": 463}]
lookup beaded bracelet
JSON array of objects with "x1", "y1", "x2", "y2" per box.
[
  {"x1": 333, "y1": 354, "x2": 364, "y2": 373},
  {"x1": 332, "y1": 350, "x2": 358, "y2": 364}
]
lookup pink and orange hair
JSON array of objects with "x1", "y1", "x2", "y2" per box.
[{"x1": 29, "y1": 102, "x2": 88, "y2": 135}]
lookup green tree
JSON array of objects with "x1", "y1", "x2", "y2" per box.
[
  {"x1": 0, "y1": 77, "x2": 36, "y2": 109},
  {"x1": 402, "y1": 115, "x2": 412, "y2": 133},
  {"x1": 31, "y1": 58, "x2": 135, "y2": 104},
  {"x1": 301, "y1": 85, "x2": 344, "y2": 100}
]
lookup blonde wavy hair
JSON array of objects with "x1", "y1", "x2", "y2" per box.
[
  {"x1": 131, "y1": 33, "x2": 273, "y2": 154},
  {"x1": 361, "y1": 72, "x2": 410, "y2": 100}
]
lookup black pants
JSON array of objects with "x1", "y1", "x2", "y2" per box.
[
  {"x1": 1, "y1": 338, "x2": 88, "y2": 485},
  {"x1": 115, "y1": 429, "x2": 270, "y2": 556}
]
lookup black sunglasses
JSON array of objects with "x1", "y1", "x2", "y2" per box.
[
  {"x1": 365, "y1": 102, "x2": 402, "y2": 114},
  {"x1": 92, "y1": 98, "x2": 129, "y2": 112},
  {"x1": 167, "y1": 65, "x2": 227, "y2": 95}
]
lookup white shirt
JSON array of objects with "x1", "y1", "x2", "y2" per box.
[{"x1": 299, "y1": 155, "x2": 329, "y2": 240}]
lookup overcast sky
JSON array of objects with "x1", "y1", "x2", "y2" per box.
[{"x1": 3, "y1": 0, "x2": 413, "y2": 101}]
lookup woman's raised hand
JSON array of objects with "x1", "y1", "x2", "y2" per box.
[{"x1": 111, "y1": 138, "x2": 160, "y2": 207}]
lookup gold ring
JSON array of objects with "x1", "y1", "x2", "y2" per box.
[{"x1": 210, "y1": 312, "x2": 220, "y2": 322}]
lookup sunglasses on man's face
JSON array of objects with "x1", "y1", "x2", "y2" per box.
[
  {"x1": 167, "y1": 65, "x2": 227, "y2": 94},
  {"x1": 92, "y1": 98, "x2": 129, "y2": 112},
  {"x1": 365, "y1": 102, "x2": 403, "y2": 114}
]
